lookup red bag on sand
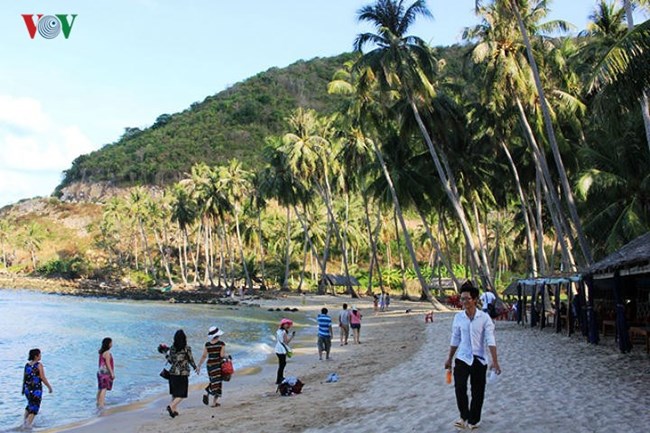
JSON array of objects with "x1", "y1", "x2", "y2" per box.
[{"x1": 221, "y1": 358, "x2": 234, "y2": 376}]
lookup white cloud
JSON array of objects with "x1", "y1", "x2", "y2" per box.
[{"x1": 0, "y1": 95, "x2": 95, "y2": 207}]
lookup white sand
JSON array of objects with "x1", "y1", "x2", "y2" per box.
[{"x1": 50, "y1": 295, "x2": 650, "y2": 433}]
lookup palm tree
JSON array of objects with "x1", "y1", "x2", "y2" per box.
[
  {"x1": 588, "y1": 6, "x2": 650, "y2": 152},
  {"x1": 218, "y1": 159, "x2": 254, "y2": 295},
  {"x1": 355, "y1": 0, "x2": 494, "y2": 291},
  {"x1": 282, "y1": 108, "x2": 359, "y2": 297},
  {"x1": 623, "y1": 0, "x2": 650, "y2": 151},
  {"x1": 0, "y1": 218, "x2": 12, "y2": 268},
  {"x1": 475, "y1": 0, "x2": 593, "y2": 266},
  {"x1": 127, "y1": 187, "x2": 155, "y2": 277},
  {"x1": 576, "y1": 110, "x2": 650, "y2": 255},
  {"x1": 170, "y1": 182, "x2": 198, "y2": 285},
  {"x1": 464, "y1": 1, "x2": 577, "y2": 272},
  {"x1": 21, "y1": 223, "x2": 45, "y2": 270}
]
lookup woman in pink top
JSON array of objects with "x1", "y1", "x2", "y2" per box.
[
  {"x1": 350, "y1": 307, "x2": 362, "y2": 344},
  {"x1": 96, "y1": 337, "x2": 115, "y2": 409}
]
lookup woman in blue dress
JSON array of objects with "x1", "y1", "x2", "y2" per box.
[{"x1": 22, "y1": 348, "x2": 53, "y2": 429}]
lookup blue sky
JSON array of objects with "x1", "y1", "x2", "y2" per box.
[{"x1": 0, "y1": 0, "x2": 646, "y2": 207}]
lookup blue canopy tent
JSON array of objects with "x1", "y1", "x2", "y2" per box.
[{"x1": 513, "y1": 275, "x2": 582, "y2": 334}]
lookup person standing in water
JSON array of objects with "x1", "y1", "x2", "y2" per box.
[
  {"x1": 22, "y1": 348, "x2": 53, "y2": 429},
  {"x1": 96, "y1": 337, "x2": 115, "y2": 409}
]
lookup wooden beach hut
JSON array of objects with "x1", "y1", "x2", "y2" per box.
[
  {"x1": 583, "y1": 232, "x2": 650, "y2": 353},
  {"x1": 319, "y1": 273, "x2": 361, "y2": 296}
]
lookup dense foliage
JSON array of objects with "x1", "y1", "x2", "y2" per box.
[
  {"x1": 2, "y1": 1, "x2": 649, "y2": 299},
  {"x1": 57, "y1": 53, "x2": 357, "y2": 189}
]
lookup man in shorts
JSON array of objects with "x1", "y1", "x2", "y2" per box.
[{"x1": 317, "y1": 307, "x2": 333, "y2": 360}]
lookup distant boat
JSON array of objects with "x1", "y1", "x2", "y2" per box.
[{"x1": 149, "y1": 285, "x2": 172, "y2": 292}]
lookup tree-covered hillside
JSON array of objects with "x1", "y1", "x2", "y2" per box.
[{"x1": 57, "y1": 53, "x2": 359, "y2": 190}]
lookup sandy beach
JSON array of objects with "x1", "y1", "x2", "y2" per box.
[{"x1": 48, "y1": 294, "x2": 649, "y2": 433}]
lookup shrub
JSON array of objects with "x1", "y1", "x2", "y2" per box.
[{"x1": 36, "y1": 256, "x2": 88, "y2": 279}]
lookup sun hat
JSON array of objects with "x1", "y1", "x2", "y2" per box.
[
  {"x1": 280, "y1": 318, "x2": 293, "y2": 327},
  {"x1": 207, "y1": 326, "x2": 224, "y2": 338},
  {"x1": 352, "y1": 306, "x2": 358, "y2": 311}
]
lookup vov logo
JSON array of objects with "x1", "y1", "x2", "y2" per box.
[{"x1": 22, "y1": 14, "x2": 78, "y2": 39}]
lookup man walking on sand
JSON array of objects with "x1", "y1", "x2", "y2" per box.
[
  {"x1": 317, "y1": 308, "x2": 333, "y2": 360},
  {"x1": 445, "y1": 282, "x2": 501, "y2": 430},
  {"x1": 338, "y1": 303, "x2": 351, "y2": 346}
]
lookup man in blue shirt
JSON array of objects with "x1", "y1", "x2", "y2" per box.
[
  {"x1": 317, "y1": 307, "x2": 333, "y2": 360},
  {"x1": 445, "y1": 282, "x2": 501, "y2": 430}
]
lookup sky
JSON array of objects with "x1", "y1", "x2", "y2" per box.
[{"x1": 0, "y1": 0, "x2": 646, "y2": 208}]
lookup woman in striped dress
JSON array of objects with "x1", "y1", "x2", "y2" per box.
[{"x1": 197, "y1": 326, "x2": 226, "y2": 407}]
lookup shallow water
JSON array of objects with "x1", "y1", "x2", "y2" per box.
[{"x1": 0, "y1": 289, "x2": 293, "y2": 432}]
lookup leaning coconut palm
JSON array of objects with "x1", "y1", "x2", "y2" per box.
[
  {"x1": 475, "y1": 0, "x2": 593, "y2": 265},
  {"x1": 464, "y1": 1, "x2": 578, "y2": 272},
  {"x1": 329, "y1": 61, "x2": 455, "y2": 305},
  {"x1": 355, "y1": 0, "x2": 493, "y2": 291}
]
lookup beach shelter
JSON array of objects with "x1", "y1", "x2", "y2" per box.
[
  {"x1": 583, "y1": 232, "x2": 650, "y2": 353},
  {"x1": 512, "y1": 275, "x2": 582, "y2": 333}
]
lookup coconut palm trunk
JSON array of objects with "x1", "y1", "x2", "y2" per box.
[
  {"x1": 408, "y1": 99, "x2": 491, "y2": 291},
  {"x1": 283, "y1": 206, "x2": 292, "y2": 290},
  {"x1": 371, "y1": 138, "x2": 445, "y2": 308},
  {"x1": 234, "y1": 211, "x2": 251, "y2": 295},
  {"x1": 508, "y1": 0, "x2": 592, "y2": 265},
  {"x1": 500, "y1": 140, "x2": 538, "y2": 276},
  {"x1": 415, "y1": 208, "x2": 461, "y2": 289}
]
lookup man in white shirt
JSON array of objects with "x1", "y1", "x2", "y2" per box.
[
  {"x1": 479, "y1": 289, "x2": 496, "y2": 316},
  {"x1": 445, "y1": 282, "x2": 501, "y2": 430}
]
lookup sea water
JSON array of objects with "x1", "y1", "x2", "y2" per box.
[{"x1": 0, "y1": 289, "x2": 295, "y2": 432}]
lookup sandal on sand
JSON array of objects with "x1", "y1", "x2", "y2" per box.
[
  {"x1": 202, "y1": 394, "x2": 209, "y2": 405},
  {"x1": 166, "y1": 405, "x2": 177, "y2": 418}
]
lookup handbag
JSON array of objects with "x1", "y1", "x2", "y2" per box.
[
  {"x1": 160, "y1": 368, "x2": 171, "y2": 380},
  {"x1": 281, "y1": 343, "x2": 293, "y2": 358},
  {"x1": 221, "y1": 357, "x2": 234, "y2": 376}
]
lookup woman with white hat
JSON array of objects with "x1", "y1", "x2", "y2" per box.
[
  {"x1": 275, "y1": 318, "x2": 295, "y2": 385},
  {"x1": 196, "y1": 326, "x2": 226, "y2": 407}
]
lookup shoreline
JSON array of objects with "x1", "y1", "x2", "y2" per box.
[{"x1": 37, "y1": 295, "x2": 434, "y2": 433}]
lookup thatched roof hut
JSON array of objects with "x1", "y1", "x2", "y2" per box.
[
  {"x1": 583, "y1": 232, "x2": 650, "y2": 353},
  {"x1": 587, "y1": 232, "x2": 650, "y2": 276},
  {"x1": 321, "y1": 274, "x2": 360, "y2": 287}
]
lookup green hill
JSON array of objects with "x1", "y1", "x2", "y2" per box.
[{"x1": 56, "y1": 52, "x2": 358, "y2": 192}]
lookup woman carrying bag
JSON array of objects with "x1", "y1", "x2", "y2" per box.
[
  {"x1": 196, "y1": 326, "x2": 227, "y2": 408},
  {"x1": 165, "y1": 329, "x2": 198, "y2": 418}
]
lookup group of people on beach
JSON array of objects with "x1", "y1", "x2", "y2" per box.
[
  {"x1": 22, "y1": 280, "x2": 501, "y2": 431},
  {"x1": 274, "y1": 303, "x2": 363, "y2": 386},
  {"x1": 20, "y1": 325, "x2": 230, "y2": 429}
]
